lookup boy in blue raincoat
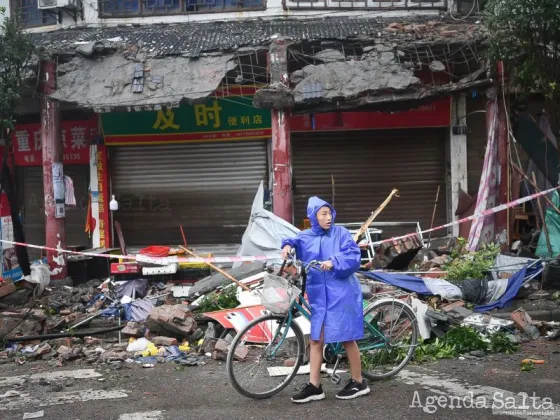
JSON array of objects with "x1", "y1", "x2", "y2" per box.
[{"x1": 281, "y1": 197, "x2": 370, "y2": 403}]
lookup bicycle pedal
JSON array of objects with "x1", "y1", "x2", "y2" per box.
[{"x1": 330, "y1": 374, "x2": 341, "y2": 385}]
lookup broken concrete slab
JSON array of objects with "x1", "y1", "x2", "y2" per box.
[
  {"x1": 447, "y1": 306, "x2": 474, "y2": 321},
  {"x1": 441, "y1": 301, "x2": 466, "y2": 312},
  {"x1": 0, "y1": 311, "x2": 45, "y2": 338},
  {"x1": 52, "y1": 54, "x2": 236, "y2": 109},
  {"x1": 0, "y1": 369, "x2": 102, "y2": 387},
  {"x1": 314, "y1": 49, "x2": 346, "y2": 63},
  {"x1": 292, "y1": 58, "x2": 420, "y2": 106}
]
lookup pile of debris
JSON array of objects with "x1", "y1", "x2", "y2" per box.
[{"x1": 0, "y1": 252, "x2": 274, "y2": 369}]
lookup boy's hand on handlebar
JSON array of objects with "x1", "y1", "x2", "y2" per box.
[
  {"x1": 320, "y1": 260, "x2": 333, "y2": 271},
  {"x1": 281, "y1": 245, "x2": 292, "y2": 260}
]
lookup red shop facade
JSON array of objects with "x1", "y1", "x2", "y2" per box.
[{"x1": 12, "y1": 117, "x2": 98, "y2": 260}]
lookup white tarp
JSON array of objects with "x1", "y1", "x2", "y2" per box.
[{"x1": 234, "y1": 182, "x2": 300, "y2": 268}]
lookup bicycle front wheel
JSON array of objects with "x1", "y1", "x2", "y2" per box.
[
  {"x1": 226, "y1": 313, "x2": 305, "y2": 399},
  {"x1": 360, "y1": 299, "x2": 418, "y2": 381}
]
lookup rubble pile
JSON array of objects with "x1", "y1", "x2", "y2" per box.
[{"x1": 0, "y1": 275, "x2": 249, "y2": 369}]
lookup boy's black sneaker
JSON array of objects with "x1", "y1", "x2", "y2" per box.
[
  {"x1": 335, "y1": 379, "x2": 371, "y2": 400},
  {"x1": 291, "y1": 383, "x2": 326, "y2": 403}
]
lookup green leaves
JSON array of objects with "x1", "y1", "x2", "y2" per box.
[
  {"x1": 0, "y1": 9, "x2": 35, "y2": 136},
  {"x1": 444, "y1": 243, "x2": 500, "y2": 283},
  {"x1": 413, "y1": 326, "x2": 519, "y2": 364},
  {"x1": 194, "y1": 286, "x2": 240, "y2": 313},
  {"x1": 489, "y1": 331, "x2": 519, "y2": 354},
  {"x1": 484, "y1": 0, "x2": 560, "y2": 99}
]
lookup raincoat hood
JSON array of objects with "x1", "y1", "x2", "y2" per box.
[{"x1": 307, "y1": 196, "x2": 337, "y2": 235}]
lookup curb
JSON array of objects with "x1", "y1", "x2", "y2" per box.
[{"x1": 492, "y1": 309, "x2": 560, "y2": 322}]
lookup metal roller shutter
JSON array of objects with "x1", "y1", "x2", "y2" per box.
[
  {"x1": 20, "y1": 166, "x2": 90, "y2": 261},
  {"x1": 292, "y1": 129, "x2": 447, "y2": 238},
  {"x1": 111, "y1": 141, "x2": 268, "y2": 246}
]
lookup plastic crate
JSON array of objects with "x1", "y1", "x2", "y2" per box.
[{"x1": 138, "y1": 246, "x2": 170, "y2": 258}]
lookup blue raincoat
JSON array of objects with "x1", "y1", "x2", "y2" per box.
[{"x1": 281, "y1": 197, "x2": 363, "y2": 344}]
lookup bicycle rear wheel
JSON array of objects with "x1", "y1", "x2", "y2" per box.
[
  {"x1": 227, "y1": 313, "x2": 305, "y2": 399},
  {"x1": 360, "y1": 299, "x2": 418, "y2": 380}
]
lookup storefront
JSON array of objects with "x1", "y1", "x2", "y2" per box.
[
  {"x1": 101, "y1": 95, "x2": 272, "y2": 246},
  {"x1": 290, "y1": 98, "x2": 451, "y2": 237},
  {"x1": 13, "y1": 118, "x2": 97, "y2": 260}
]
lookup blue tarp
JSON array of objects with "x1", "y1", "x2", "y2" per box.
[
  {"x1": 474, "y1": 266, "x2": 528, "y2": 312},
  {"x1": 362, "y1": 271, "x2": 431, "y2": 295},
  {"x1": 364, "y1": 263, "x2": 540, "y2": 312}
]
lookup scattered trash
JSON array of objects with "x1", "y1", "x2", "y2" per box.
[
  {"x1": 22, "y1": 411, "x2": 44, "y2": 419},
  {"x1": 0, "y1": 390, "x2": 22, "y2": 398},
  {"x1": 521, "y1": 358, "x2": 545, "y2": 364},
  {"x1": 511, "y1": 309, "x2": 541, "y2": 340}
]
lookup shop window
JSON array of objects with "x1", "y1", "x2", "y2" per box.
[
  {"x1": 98, "y1": 0, "x2": 266, "y2": 17},
  {"x1": 16, "y1": 0, "x2": 58, "y2": 29}
]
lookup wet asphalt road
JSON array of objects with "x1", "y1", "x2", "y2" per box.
[{"x1": 1, "y1": 340, "x2": 559, "y2": 420}]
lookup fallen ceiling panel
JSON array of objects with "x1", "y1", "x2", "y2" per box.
[{"x1": 51, "y1": 54, "x2": 235, "y2": 109}]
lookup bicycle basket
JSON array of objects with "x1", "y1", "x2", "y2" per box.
[{"x1": 260, "y1": 274, "x2": 301, "y2": 315}]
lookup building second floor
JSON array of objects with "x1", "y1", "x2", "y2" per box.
[{"x1": 7, "y1": 0, "x2": 476, "y2": 33}]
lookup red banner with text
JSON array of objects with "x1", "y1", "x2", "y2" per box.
[{"x1": 12, "y1": 117, "x2": 98, "y2": 166}]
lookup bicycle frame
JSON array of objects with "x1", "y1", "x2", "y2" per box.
[{"x1": 266, "y1": 263, "x2": 392, "y2": 360}]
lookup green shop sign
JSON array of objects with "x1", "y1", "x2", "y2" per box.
[{"x1": 101, "y1": 97, "x2": 272, "y2": 146}]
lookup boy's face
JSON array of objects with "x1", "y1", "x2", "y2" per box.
[{"x1": 316, "y1": 206, "x2": 332, "y2": 230}]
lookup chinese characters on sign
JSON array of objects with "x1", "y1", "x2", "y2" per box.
[
  {"x1": 194, "y1": 101, "x2": 222, "y2": 129},
  {"x1": 153, "y1": 109, "x2": 180, "y2": 131},
  {"x1": 101, "y1": 97, "x2": 272, "y2": 145},
  {"x1": 96, "y1": 145, "x2": 110, "y2": 248},
  {"x1": 12, "y1": 118, "x2": 98, "y2": 166}
]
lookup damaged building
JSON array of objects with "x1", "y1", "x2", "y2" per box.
[{"x1": 2, "y1": 0, "x2": 497, "y2": 281}]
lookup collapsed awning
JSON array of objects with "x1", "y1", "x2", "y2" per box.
[{"x1": 51, "y1": 54, "x2": 236, "y2": 111}]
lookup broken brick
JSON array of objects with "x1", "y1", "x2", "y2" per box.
[
  {"x1": 147, "y1": 305, "x2": 196, "y2": 337},
  {"x1": 84, "y1": 337, "x2": 103, "y2": 346},
  {"x1": 200, "y1": 337, "x2": 217, "y2": 354},
  {"x1": 388, "y1": 22, "x2": 404, "y2": 30},
  {"x1": 151, "y1": 336, "x2": 178, "y2": 346},
  {"x1": 50, "y1": 337, "x2": 72, "y2": 347},
  {"x1": 56, "y1": 345, "x2": 71, "y2": 355},
  {"x1": 33, "y1": 343, "x2": 52, "y2": 357},
  {"x1": 122, "y1": 322, "x2": 143, "y2": 338},
  {"x1": 214, "y1": 339, "x2": 248, "y2": 361},
  {"x1": 511, "y1": 309, "x2": 541, "y2": 340}
]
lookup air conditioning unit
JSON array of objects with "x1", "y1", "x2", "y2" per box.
[
  {"x1": 38, "y1": 0, "x2": 58, "y2": 9},
  {"x1": 38, "y1": 0, "x2": 76, "y2": 9}
]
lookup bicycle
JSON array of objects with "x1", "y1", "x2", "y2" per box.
[{"x1": 226, "y1": 254, "x2": 419, "y2": 399}]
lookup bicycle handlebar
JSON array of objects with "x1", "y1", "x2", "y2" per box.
[{"x1": 283, "y1": 250, "x2": 323, "y2": 274}]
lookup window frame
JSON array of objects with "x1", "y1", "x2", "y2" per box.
[{"x1": 97, "y1": 0, "x2": 267, "y2": 19}]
